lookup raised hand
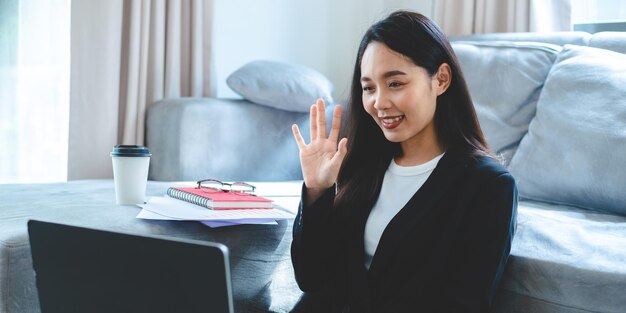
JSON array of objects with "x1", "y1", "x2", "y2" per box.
[{"x1": 292, "y1": 99, "x2": 348, "y2": 203}]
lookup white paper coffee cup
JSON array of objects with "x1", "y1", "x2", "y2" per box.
[{"x1": 111, "y1": 145, "x2": 152, "y2": 205}]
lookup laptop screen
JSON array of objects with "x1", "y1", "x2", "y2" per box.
[{"x1": 28, "y1": 220, "x2": 234, "y2": 313}]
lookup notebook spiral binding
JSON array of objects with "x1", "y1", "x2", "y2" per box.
[{"x1": 167, "y1": 187, "x2": 210, "y2": 208}]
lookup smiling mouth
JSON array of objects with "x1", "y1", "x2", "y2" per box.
[{"x1": 380, "y1": 115, "x2": 404, "y2": 129}]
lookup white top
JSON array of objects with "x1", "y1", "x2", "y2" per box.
[{"x1": 363, "y1": 153, "x2": 445, "y2": 269}]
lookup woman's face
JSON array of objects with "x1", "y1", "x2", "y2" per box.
[{"x1": 360, "y1": 42, "x2": 448, "y2": 152}]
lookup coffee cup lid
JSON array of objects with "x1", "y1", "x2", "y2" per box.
[{"x1": 110, "y1": 145, "x2": 152, "y2": 157}]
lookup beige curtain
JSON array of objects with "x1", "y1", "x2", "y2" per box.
[
  {"x1": 435, "y1": 0, "x2": 571, "y2": 36},
  {"x1": 69, "y1": 0, "x2": 215, "y2": 180}
]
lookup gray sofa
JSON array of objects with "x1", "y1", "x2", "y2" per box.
[
  {"x1": 146, "y1": 31, "x2": 626, "y2": 312},
  {"x1": 1, "y1": 31, "x2": 625, "y2": 313}
]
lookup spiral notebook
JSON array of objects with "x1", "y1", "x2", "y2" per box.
[{"x1": 167, "y1": 187, "x2": 273, "y2": 210}]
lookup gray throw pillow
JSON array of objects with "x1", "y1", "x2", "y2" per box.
[
  {"x1": 452, "y1": 41, "x2": 560, "y2": 164},
  {"x1": 508, "y1": 45, "x2": 626, "y2": 216},
  {"x1": 226, "y1": 60, "x2": 333, "y2": 112}
]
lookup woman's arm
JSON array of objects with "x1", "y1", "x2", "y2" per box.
[
  {"x1": 290, "y1": 100, "x2": 348, "y2": 292},
  {"x1": 442, "y1": 172, "x2": 518, "y2": 312},
  {"x1": 291, "y1": 183, "x2": 341, "y2": 292}
]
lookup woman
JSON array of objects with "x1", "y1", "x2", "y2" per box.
[{"x1": 290, "y1": 10, "x2": 517, "y2": 312}]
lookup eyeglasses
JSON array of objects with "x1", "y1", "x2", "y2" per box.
[{"x1": 196, "y1": 179, "x2": 256, "y2": 196}]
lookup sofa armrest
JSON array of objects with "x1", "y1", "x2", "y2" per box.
[
  {"x1": 147, "y1": 97, "x2": 337, "y2": 182},
  {"x1": 449, "y1": 31, "x2": 591, "y2": 46}
]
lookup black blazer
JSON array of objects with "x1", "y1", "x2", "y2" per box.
[{"x1": 291, "y1": 151, "x2": 518, "y2": 313}]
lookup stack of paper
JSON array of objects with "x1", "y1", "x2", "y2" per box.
[{"x1": 137, "y1": 196, "x2": 295, "y2": 227}]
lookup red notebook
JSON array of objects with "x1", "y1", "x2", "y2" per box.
[{"x1": 166, "y1": 187, "x2": 273, "y2": 210}]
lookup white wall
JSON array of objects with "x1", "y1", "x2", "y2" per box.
[{"x1": 213, "y1": 0, "x2": 434, "y2": 101}]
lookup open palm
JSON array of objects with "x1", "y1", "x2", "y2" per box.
[{"x1": 292, "y1": 99, "x2": 348, "y2": 193}]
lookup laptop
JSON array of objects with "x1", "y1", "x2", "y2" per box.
[{"x1": 28, "y1": 220, "x2": 234, "y2": 313}]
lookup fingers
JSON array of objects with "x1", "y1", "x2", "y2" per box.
[
  {"x1": 328, "y1": 104, "x2": 342, "y2": 142},
  {"x1": 331, "y1": 137, "x2": 348, "y2": 166},
  {"x1": 310, "y1": 104, "x2": 317, "y2": 142},
  {"x1": 316, "y1": 99, "x2": 327, "y2": 139},
  {"x1": 292, "y1": 124, "x2": 306, "y2": 150},
  {"x1": 338, "y1": 138, "x2": 348, "y2": 156}
]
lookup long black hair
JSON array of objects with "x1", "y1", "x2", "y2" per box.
[{"x1": 335, "y1": 10, "x2": 491, "y2": 214}]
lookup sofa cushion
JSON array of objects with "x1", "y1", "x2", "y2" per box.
[
  {"x1": 499, "y1": 200, "x2": 626, "y2": 312},
  {"x1": 226, "y1": 60, "x2": 334, "y2": 112},
  {"x1": 508, "y1": 45, "x2": 626, "y2": 216},
  {"x1": 452, "y1": 41, "x2": 560, "y2": 163}
]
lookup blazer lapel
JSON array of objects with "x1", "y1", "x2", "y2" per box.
[{"x1": 366, "y1": 151, "x2": 469, "y2": 282}]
